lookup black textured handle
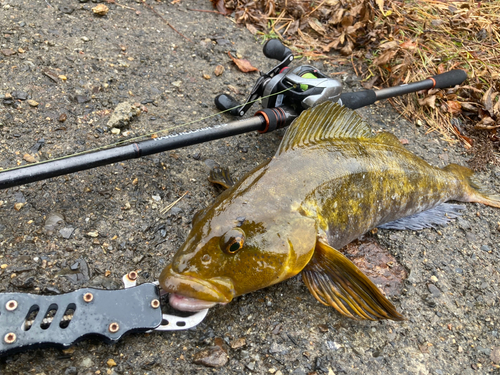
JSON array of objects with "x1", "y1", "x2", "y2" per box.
[
  {"x1": 340, "y1": 91, "x2": 377, "y2": 110},
  {"x1": 430, "y1": 69, "x2": 467, "y2": 89},
  {"x1": 214, "y1": 94, "x2": 243, "y2": 116},
  {"x1": 263, "y1": 39, "x2": 292, "y2": 61},
  {"x1": 0, "y1": 284, "x2": 162, "y2": 357}
]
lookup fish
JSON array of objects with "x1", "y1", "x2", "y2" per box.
[{"x1": 159, "y1": 102, "x2": 500, "y2": 320}]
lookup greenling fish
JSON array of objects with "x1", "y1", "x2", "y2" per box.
[{"x1": 159, "y1": 102, "x2": 500, "y2": 320}]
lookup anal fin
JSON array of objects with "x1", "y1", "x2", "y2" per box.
[
  {"x1": 378, "y1": 203, "x2": 465, "y2": 231},
  {"x1": 302, "y1": 239, "x2": 404, "y2": 321}
]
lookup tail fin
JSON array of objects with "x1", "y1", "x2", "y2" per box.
[{"x1": 444, "y1": 164, "x2": 500, "y2": 208}]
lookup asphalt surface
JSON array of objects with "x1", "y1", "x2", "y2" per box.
[{"x1": 1, "y1": 1, "x2": 499, "y2": 374}]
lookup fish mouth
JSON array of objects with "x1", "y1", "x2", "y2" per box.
[{"x1": 159, "y1": 265, "x2": 235, "y2": 311}]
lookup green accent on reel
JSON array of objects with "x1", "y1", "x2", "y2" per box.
[{"x1": 300, "y1": 72, "x2": 317, "y2": 91}]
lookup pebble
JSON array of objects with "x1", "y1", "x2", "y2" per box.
[
  {"x1": 92, "y1": 4, "x2": 109, "y2": 15},
  {"x1": 111, "y1": 128, "x2": 121, "y2": 135},
  {"x1": 107, "y1": 102, "x2": 141, "y2": 128},
  {"x1": 80, "y1": 357, "x2": 93, "y2": 368},
  {"x1": 107, "y1": 358, "x2": 117, "y2": 367},
  {"x1": 75, "y1": 95, "x2": 90, "y2": 103},
  {"x1": 12, "y1": 91, "x2": 28, "y2": 100},
  {"x1": 27, "y1": 99, "x2": 39, "y2": 107},
  {"x1": 491, "y1": 346, "x2": 500, "y2": 364},
  {"x1": 59, "y1": 6, "x2": 74, "y2": 14},
  {"x1": 23, "y1": 154, "x2": 37, "y2": 163},
  {"x1": 14, "y1": 203, "x2": 25, "y2": 211},
  {"x1": 230, "y1": 337, "x2": 246, "y2": 349},
  {"x1": 1, "y1": 49, "x2": 16, "y2": 56},
  {"x1": 44, "y1": 212, "x2": 65, "y2": 233},
  {"x1": 480, "y1": 245, "x2": 490, "y2": 252},
  {"x1": 59, "y1": 227, "x2": 74, "y2": 239},
  {"x1": 81, "y1": 36, "x2": 90, "y2": 42},
  {"x1": 192, "y1": 346, "x2": 228, "y2": 368},
  {"x1": 427, "y1": 283, "x2": 442, "y2": 298},
  {"x1": 430, "y1": 275, "x2": 438, "y2": 283}
]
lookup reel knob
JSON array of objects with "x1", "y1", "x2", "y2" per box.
[
  {"x1": 263, "y1": 39, "x2": 292, "y2": 62},
  {"x1": 214, "y1": 94, "x2": 244, "y2": 116}
]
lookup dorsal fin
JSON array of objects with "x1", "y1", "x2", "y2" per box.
[{"x1": 277, "y1": 102, "x2": 373, "y2": 155}]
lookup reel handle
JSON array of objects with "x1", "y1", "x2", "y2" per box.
[
  {"x1": 214, "y1": 94, "x2": 244, "y2": 116},
  {"x1": 263, "y1": 39, "x2": 292, "y2": 62}
]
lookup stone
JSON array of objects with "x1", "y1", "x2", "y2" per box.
[
  {"x1": 192, "y1": 346, "x2": 228, "y2": 368},
  {"x1": 107, "y1": 102, "x2": 141, "y2": 128}
]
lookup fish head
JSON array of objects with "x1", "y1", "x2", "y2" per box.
[{"x1": 159, "y1": 204, "x2": 317, "y2": 311}]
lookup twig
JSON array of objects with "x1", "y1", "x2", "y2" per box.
[
  {"x1": 142, "y1": 2, "x2": 193, "y2": 43},
  {"x1": 305, "y1": 0, "x2": 327, "y2": 17},
  {"x1": 160, "y1": 191, "x2": 189, "y2": 215},
  {"x1": 188, "y1": 8, "x2": 224, "y2": 15}
]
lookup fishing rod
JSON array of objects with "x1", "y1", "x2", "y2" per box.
[{"x1": 0, "y1": 39, "x2": 466, "y2": 190}]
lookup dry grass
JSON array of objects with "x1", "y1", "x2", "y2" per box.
[{"x1": 223, "y1": 0, "x2": 500, "y2": 167}]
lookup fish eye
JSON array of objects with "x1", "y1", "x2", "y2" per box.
[{"x1": 220, "y1": 228, "x2": 245, "y2": 255}]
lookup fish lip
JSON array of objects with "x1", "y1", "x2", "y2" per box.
[{"x1": 160, "y1": 266, "x2": 234, "y2": 303}]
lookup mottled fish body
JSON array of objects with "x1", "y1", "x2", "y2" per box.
[{"x1": 160, "y1": 102, "x2": 500, "y2": 320}]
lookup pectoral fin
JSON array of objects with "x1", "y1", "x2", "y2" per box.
[
  {"x1": 302, "y1": 239, "x2": 404, "y2": 321},
  {"x1": 208, "y1": 165, "x2": 236, "y2": 189}
]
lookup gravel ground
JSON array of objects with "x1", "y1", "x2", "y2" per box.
[{"x1": 1, "y1": 1, "x2": 499, "y2": 374}]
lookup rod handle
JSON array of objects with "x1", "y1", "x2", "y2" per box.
[
  {"x1": 429, "y1": 69, "x2": 467, "y2": 89},
  {"x1": 339, "y1": 90, "x2": 377, "y2": 110}
]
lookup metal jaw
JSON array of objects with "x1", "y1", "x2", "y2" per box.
[
  {"x1": 0, "y1": 273, "x2": 210, "y2": 357},
  {"x1": 122, "y1": 272, "x2": 209, "y2": 331}
]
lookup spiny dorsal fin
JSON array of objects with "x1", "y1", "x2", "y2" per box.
[
  {"x1": 277, "y1": 102, "x2": 373, "y2": 155},
  {"x1": 301, "y1": 239, "x2": 404, "y2": 321}
]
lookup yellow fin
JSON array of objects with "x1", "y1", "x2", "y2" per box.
[
  {"x1": 302, "y1": 239, "x2": 404, "y2": 321},
  {"x1": 277, "y1": 102, "x2": 373, "y2": 155}
]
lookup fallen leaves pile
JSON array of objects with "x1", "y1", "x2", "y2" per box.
[{"x1": 213, "y1": 0, "x2": 500, "y2": 168}]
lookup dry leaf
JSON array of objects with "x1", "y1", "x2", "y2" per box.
[
  {"x1": 452, "y1": 126, "x2": 473, "y2": 148},
  {"x1": 228, "y1": 52, "x2": 258, "y2": 73},
  {"x1": 446, "y1": 100, "x2": 462, "y2": 114},
  {"x1": 474, "y1": 117, "x2": 498, "y2": 130},
  {"x1": 308, "y1": 18, "x2": 326, "y2": 35},
  {"x1": 400, "y1": 40, "x2": 417, "y2": 50},
  {"x1": 246, "y1": 23, "x2": 258, "y2": 35},
  {"x1": 379, "y1": 41, "x2": 398, "y2": 50},
  {"x1": 340, "y1": 39, "x2": 354, "y2": 56},
  {"x1": 211, "y1": 0, "x2": 231, "y2": 15},
  {"x1": 376, "y1": 0, "x2": 385, "y2": 13},
  {"x1": 482, "y1": 87, "x2": 498, "y2": 114},
  {"x1": 418, "y1": 95, "x2": 436, "y2": 108},
  {"x1": 373, "y1": 50, "x2": 397, "y2": 66},
  {"x1": 459, "y1": 102, "x2": 478, "y2": 112}
]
